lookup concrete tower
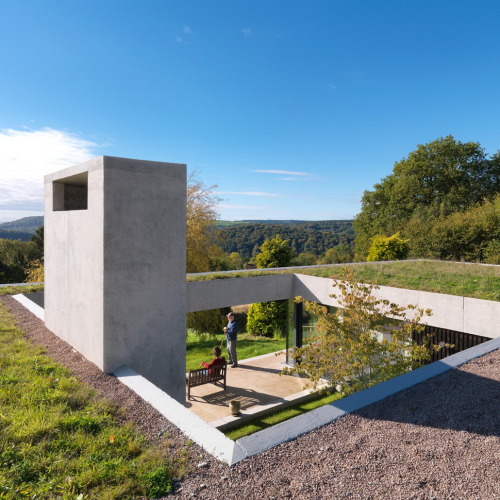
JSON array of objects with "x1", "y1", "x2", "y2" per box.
[{"x1": 44, "y1": 156, "x2": 187, "y2": 402}]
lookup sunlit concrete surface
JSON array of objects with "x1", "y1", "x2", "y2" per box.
[
  {"x1": 44, "y1": 156, "x2": 187, "y2": 402},
  {"x1": 185, "y1": 351, "x2": 315, "y2": 429}
]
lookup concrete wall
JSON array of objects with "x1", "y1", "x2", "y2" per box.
[
  {"x1": 187, "y1": 273, "x2": 499, "y2": 339},
  {"x1": 186, "y1": 274, "x2": 294, "y2": 312},
  {"x1": 293, "y1": 274, "x2": 500, "y2": 338},
  {"x1": 45, "y1": 158, "x2": 105, "y2": 367},
  {"x1": 45, "y1": 156, "x2": 187, "y2": 402}
]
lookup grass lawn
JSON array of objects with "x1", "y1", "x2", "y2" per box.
[
  {"x1": 187, "y1": 260, "x2": 500, "y2": 301},
  {"x1": 224, "y1": 390, "x2": 343, "y2": 440},
  {"x1": 0, "y1": 301, "x2": 188, "y2": 499},
  {"x1": 0, "y1": 284, "x2": 44, "y2": 297},
  {"x1": 186, "y1": 330, "x2": 286, "y2": 370}
]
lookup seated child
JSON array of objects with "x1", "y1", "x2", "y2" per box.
[{"x1": 200, "y1": 346, "x2": 226, "y2": 369}]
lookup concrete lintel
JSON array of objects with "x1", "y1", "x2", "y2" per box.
[
  {"x1": 186, "y1": 274, "x2": 294, "y2": 312},
  {"x1": 293, "y1": 274, "x2": 499, "y2": 337}
]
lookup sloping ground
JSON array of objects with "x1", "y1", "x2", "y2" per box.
[{"x1": 3, "y1": 296, "x2": 499, "y2": 499}]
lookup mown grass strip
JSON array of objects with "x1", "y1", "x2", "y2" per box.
[
  {"x1": 0, "y1": 284, "x2": 44, "y2": 297},
  {"x1": 224, "y1": 391, "x2": 343, "y2": 440},
  {"x1": 0, "y1": 301, "x2": 189, "y2": 499}
]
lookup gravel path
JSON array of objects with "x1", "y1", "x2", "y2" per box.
[{"x1": 3, "y1": 295, "x2": 499, "y2": 500}]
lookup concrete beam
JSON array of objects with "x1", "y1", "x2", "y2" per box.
[{"x1": 186, "y1": 274, "x2": 294, "y2": 312}]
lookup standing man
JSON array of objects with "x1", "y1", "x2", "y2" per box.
[{"x1": 224, "y1": 312, "x2": 238, "y2": 368}]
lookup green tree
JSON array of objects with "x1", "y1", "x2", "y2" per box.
[
  {"x1": 406, "y1": 192, "x2": 500, "y2": 261},
  {"x1": 246, "y1": 300, "x2": 287, "y2": 337},
  {"x1": 247, "y1": 235, "x2": 293, "y2": 337},
  {"x1": 226, "y1": 252, "x2": 245, "y2": 270},
  {"x1": 366, "y1": 233, "x2": 409, "y2": 262},
  {"x1": 255, "y1": 235, "x2": 293, "y2": 268},
  {"x1": 187, "y1": 307, "x2": 230, "y2": 336},
  {"x1": 30, "y1": 225, "x2": 44, "y2": 259},
  {"x1": 484, "y1": 240, "x2": 500, "y2": 264},
  {"x1": 292, "y1": 252, "x2": 317, "y2": 267},
  {"x1": 283, "y1": 272, "x2": 437, "y2": 395},
  {"x1": 185, "y1": 173, "x2": 229, "y2": 332},
  {"x1": 25, "y1": 258, "x2": 44, "y2": 283},
  {"x1": 318, "y1": 243, "x2": 353, "y2": 264},
  {"x1": 0, "y1": 239, "x2": 39, "y2": 283},
  {"x1": 354, "y1": 136, "x2": 500, "y2": 258},
  {"x1": 186, "y1": 173, "x2": 224, "y2": 273}
]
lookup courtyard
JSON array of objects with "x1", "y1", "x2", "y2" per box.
[{"x1": 185, "y1": 350, "x2": 315, "y2": 429}]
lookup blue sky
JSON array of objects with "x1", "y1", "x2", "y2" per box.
[{"x1": 1, "y1": 0, "x2": 499, "y2": 223}]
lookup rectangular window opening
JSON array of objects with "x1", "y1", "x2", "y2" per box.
[{"x1": 53, "y1": 172, "x2": 88, "y2": 211}]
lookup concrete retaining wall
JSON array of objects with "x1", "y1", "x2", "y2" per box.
[
  {"x1": 188, "y1": 273, "x2": 499, "y2": 338},
  {"x1": 115, "y1": 337, "x2": 500, "y2": 465}
]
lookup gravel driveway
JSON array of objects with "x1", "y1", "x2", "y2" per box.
[{"x1": 3, "y1": 296, "x2": 499, "y2": 500}]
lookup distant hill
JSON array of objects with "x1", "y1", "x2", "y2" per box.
[
  {"x1": 219, "y1": 220, "x2": 355, "y2": 258},
  {"x1": 216, "y1": 219, "x2": 351, "y2": 228},
  {"x1": 0, "y1": 216, "x2": 44, "y2": 234},
  {"x1": 0, "y1": 229, "x2": 33, "y2": 241},
  {"x1": 216, "y1": 221, "x2": 249, "y2": 228}
]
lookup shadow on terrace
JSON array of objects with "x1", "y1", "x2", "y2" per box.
[{"x1": 185, "y1": 351, "x2": 315, "y2": 429}]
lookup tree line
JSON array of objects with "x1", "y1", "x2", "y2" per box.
[
  {"x1": 354, "y1": 136, "x2": 500, "y2": 263},
  {"x1": 218, "y1": 220, "x2": 355, "y2": 260},
  {"x1": 0, "y1": 226, "x2": 44, "y2": 283}
]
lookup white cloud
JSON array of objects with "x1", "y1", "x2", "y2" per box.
[
  {"x1": 183, "y1": 25, "x2": 193, "y2": 35},
  {"x1": 0, "y1": 128, "x2": 99, "y2": 221},
  {"x1": 241, "y1": 28, "x2": 251, "y2": 35},
  {"x1": 216, "y1": 191, "x2": 286, "y2": 197},
  {"x1": 251, "y1": 169, "x2": 309, "y2": 176}
]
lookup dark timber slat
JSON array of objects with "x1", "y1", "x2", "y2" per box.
[{"x1": 186, "y1": 363, "x2": 227, "y2": 400}]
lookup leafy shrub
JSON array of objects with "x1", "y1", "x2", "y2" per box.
[
  {"x1": 25, "y1": 258, "x2": 44, "y2": 282},
  {"x1": 187, "y1": 307, "x2": 230, "y2": 336},
  {"x1": 145, "y1": 466, "x2": 173, "y2": 497},
  {"x1": 367, "y1": 232, "x2": 409, "y2": 262},
  {"x1": 484, "y1": 239, "x2": 500, "y2": 264},
  {"x1": 247, "y1": 300, "x2": 287, "y2": 337}
]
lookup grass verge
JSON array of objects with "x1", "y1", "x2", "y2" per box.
[
  {"x1": 186, "y1": 330, "x2": 286, "y2": 370},
  {"x1": 0, "y1": 301, "x2": 189, "y2": 499},
  {"x1": 0, "y1": 284, "x2": 44, "y2": 297},
  {"x1": 224, "y1": 391, "x2": 343, "y2": 440}
]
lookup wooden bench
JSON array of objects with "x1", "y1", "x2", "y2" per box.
[{"x1": 186, "y1": 362, "x2": 227, "y2": 400}]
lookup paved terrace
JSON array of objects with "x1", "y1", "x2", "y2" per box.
[{"x1": 185, "y1": 351, "x2": 314, "y2": 429}]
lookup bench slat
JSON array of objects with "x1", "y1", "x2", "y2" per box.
[{"x1": 187, "y1": 363, "x2": 227, "y2": 400}]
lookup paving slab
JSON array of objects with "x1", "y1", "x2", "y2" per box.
[{"x1": 184, "y1": 351, "x2": 314, "y2": 426}]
